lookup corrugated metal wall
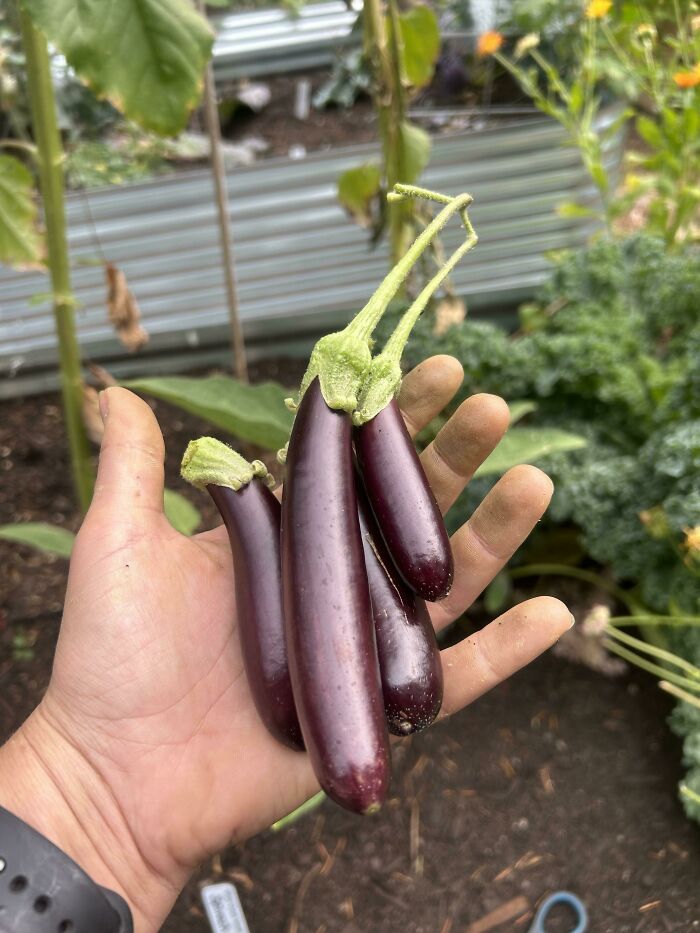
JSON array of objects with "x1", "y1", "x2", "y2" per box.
[
  {"x1": 0, "y1": 111, "x2": 621, "y2": 397},
  {"x1": 212, "y1": 1, "x2": 360, "y2": 79}
]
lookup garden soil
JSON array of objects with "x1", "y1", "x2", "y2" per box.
[{"x1": 2, "y1": 368, "x2": 699, "y2": 933}]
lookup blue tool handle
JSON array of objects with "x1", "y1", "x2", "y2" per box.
[{"x1": 529, "y1": 891, "x2": 588, "y2": 933}]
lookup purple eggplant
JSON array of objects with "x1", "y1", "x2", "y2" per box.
[
  {"x1": 281, "y1": 378, "x2": 391, "y2": 814},
  {"x1": 357, "y1": 486, "x2": 443, "y2": 735},
  {"x1": 208, "y1": 481, "x2": 304, "y2": 752},
  {"x1": 355, "y1": 399, "x2": 453, "y2": 601}
]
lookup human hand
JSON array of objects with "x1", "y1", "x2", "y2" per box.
[{"x1": 0, "y1": 355, "x2": 571, "y2": 932}]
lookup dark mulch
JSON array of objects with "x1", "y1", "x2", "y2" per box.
[
  {"x1": 2, "y1": 369, "x2": 700, "y2": 932},
  {"x1": 222, "y1": 73, "x2": 379, "y2": 159}
]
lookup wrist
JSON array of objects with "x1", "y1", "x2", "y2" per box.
[{"x1": 0, "y1": 706, "x2": 181, "y2": 933}]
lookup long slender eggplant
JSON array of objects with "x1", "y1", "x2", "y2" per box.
[
  {"x1": 181, "y1": 439, "x2": 303, "y2": 752},
  {"x1": 282, "y1": 378, "x2": 391, "y2": 814},
  {"x1": 357, "y1": 485, "x2": 443, "y2": 735},
  {"x1": 355, "y1": 399, "x2": 453, "y2": 601}
]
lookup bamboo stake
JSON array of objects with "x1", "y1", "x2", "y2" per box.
[{"x1": 198, "y1": 0, "x2": 248, "y2": 381}]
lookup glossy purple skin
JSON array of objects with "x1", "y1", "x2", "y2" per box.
[
  {"x1": 281, "y1": 379, "x2": 391, "y2": 814},
  {"x1": 208, "y1": 481, "x2": 304, "y2": 752},
  {"x1": 358, "y1": 487, "x2": 444, "y2": 735},
  {"x1": 355, "y1": 399, "x2": 454, "y2": 601}
]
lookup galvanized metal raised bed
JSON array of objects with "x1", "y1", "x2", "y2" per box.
[{"x1": 0, "y1": 109, "x2": 622, "y2": 398}]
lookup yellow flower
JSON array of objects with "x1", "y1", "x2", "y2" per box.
[
  {"x1": 585, "y1": 0, "x2": 612, "y2": 19},
  {"x1": 683, "y1": 526, "x2": 700, "y2": 553},
  {"x1": 634, "y1": 23, "x2": 657, "y2": 44},
  {"x1": 673, "y1": 65, "x2": 700, "y2": 89},
  {"x1": 477, "y1": 31, "x2": 504, "y2": 57}
]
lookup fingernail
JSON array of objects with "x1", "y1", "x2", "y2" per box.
[
  {"x1": 568, "y1": 613, "x2": 576, "y2": 629},
  {"x1": 98, "y1": 389, "x2": 109, "y2": 422}
]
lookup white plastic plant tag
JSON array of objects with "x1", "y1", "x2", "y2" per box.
[{"x1": 201, "y1": 882, "x2": 250, "y2": 933}]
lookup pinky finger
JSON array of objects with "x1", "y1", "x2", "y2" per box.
[{"x1": 439, "y1": 596, "x2": 573, "y2": 718}]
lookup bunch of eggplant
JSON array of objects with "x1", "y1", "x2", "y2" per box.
[{"x1": 181, "y1": 185, "x2": 478, "y2": 814}]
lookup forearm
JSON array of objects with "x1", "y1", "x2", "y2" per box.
[{"x1": 0, "y1": 707, "x2": 182, "y2": 933}]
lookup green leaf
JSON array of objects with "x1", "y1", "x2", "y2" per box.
[
  {"x1": 475, "y1": 427, "x2": 587, "y2": 478},
  {"x1": 125, "y1": 375, "x2": 293, "y2": 450},
  {"x1": 398, "y1": 5, "x2": 440, "y2": 89},
  {"x1": 22, "y1": 0, "x2": 214, "y2": 136},
  {"x1": 483, "y1": 571, "x2": 512, "y2": 615},
  {"x1": 0, "y1": 522, "x2": 75, "y2": 557},
  {"x1": 400, "y1": 121, "x2": 431, "y2": 185},
  {"x1": 636, "y1": 115, "x2": 663, "y2": 148},
  {"x1": 589, "y1": 162, "x2": 609, "y2": 195},
  {"x1": 569, "y1": 82, "x2": 584, "y2": 117},
  {"x1": 557, "y1": 201, "x2": 597, "y2": 219},
  {"x1": 164, "y1": 489, "x2": 201, "y2": 536},
  {"x1": 0, "y1": 154, "x2": 43, "y2": 266},
  {"x1": 337, "y1": 162, "x2": 382, "y2": 227},
  {"x1": 508, "y1": 400, "x2": 537, "y2": 425}
]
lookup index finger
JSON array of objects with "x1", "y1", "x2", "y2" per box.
[{"x1": 398, "y1": 355, "x2": 464, "y2": 437}]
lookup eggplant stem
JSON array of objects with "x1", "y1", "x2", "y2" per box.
[
  {"x1": 349, "y1": 187, "x2": 474, "y2": 344},
  {"x1": 353, "y1": 191, "x2": 477, "y2": 425},
  {"x1": 181, "y1": 436, "x2": 273, "y2": 491},
  {"x1": 293, "y1": 185, "x2": 475, "y2": 415}
]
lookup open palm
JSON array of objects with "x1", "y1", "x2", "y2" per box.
[{"x1": 26, "y1": 355, "x2": 570, "y2": 931}]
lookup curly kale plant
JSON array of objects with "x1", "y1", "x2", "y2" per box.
[{"x1": 383, "y1": 234, "x2": 700, "y2": 820}]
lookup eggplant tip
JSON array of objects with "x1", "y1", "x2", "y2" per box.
[{"x1": 363, "y1": 801, "x2": 383, "y2": 816}]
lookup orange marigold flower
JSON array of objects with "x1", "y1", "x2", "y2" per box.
[
  {"x1": 477, "y1": 31, "x2": 504, "y2": 57},
  {"x1": 585, "y1": 0, "x2": 612, "y2": 19},
  {"x1": 673, "y1": 66, "x2": 700, "y2": 89}
]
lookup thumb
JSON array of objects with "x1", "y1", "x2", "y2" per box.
[{"x1": 89, "y1": 387, "x2": 166, "y2": 520}]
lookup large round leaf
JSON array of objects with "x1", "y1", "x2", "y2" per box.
[
  {"x1": 125, "y1": 375, "x2": 293, "y2": 450},
  {"x1": 22, "y1": 0, "x2": 214, "y2": 136}
]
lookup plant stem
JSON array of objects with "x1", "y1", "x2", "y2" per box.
[
  {"x1": 603, "y1": 640, "x2": 700, "y2": 695},
  {"x1": 363, "y1": 0, "x2": 411, "y2": 267},
  {"x1": 610, "y1": 614, "x2": 700, "y2": 627},
  {"x1": 20, "y1": 10, "x2": 93, "y2": 512},
  {"x1": 659, "y1": 681, "x2": 700, "y2": 710},
  {"x1": 382, "y1": 211, "x2": 477, "y2": 361},
  {"x1": 386, "y1": 0, "x2": 411, "y2": 262},
  {"x1": 351, "y1": 188, "x2": 473, "y2": 342},
  {"x1": 197, "y1": 0, "x2": 247, "y2": 382},
  {"x1": 509, "y1": 563, "x2": 641, "y2": 613},
  {"x1": 606, "y1": 626, "x2": 700, "y2": 679}
]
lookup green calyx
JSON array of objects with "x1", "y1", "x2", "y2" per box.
[
  {"x1": 180, "y1": 436, "x2": 273, "y2": 491},
  {"x1": 352, "y1": 354, "x2": 402, "y2": 426},
  {"x1": 295, "y1": 330, "x2": 374, "y2": 414},
  {"x1": 293, "y1": 184, "x2": 477, "y2": 415}
]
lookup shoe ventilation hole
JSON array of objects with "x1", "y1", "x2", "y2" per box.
[
  {"x1": 9, "y1": 876, "x2": 27, "y2": 893},
  {"x1": 34, "y1": 894, "x2": 51, "y2": 913}
]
